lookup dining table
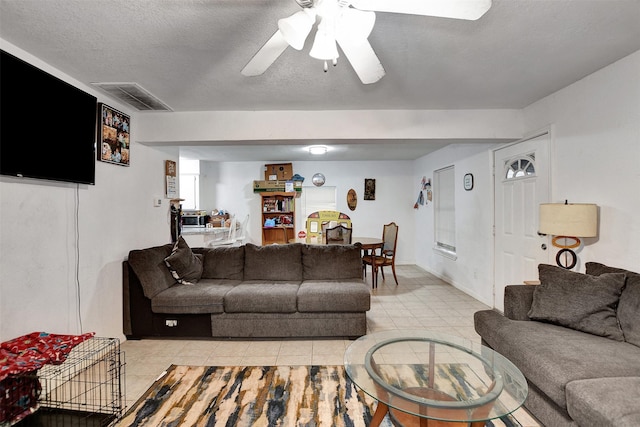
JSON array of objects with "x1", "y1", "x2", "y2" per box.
[{"x1": 289, "y1": 236, "x2": 384, "y2": 288}]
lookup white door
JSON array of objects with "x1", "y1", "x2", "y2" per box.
[{"x1": 494, "y1": 133, "x2": 551, "y2": 311}]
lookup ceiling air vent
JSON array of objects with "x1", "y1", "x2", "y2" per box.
[{"x1": 90, "y1": 82, "x2": 172, "y2": 111}]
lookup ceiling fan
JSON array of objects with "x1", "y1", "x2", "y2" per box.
[{"x1": 241, "y1": 0, "x2": 492, "y2": 84}]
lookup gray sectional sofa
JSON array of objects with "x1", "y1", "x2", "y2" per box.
[
  {"x1": 123, "y1": 239, "x2": 370, "y2": 339},
  {"x1": 474, "y1": 262, "x2": 640, "y2": 427}
]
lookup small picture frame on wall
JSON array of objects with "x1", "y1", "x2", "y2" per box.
[
  {"x1": 364, "y1": 178, "x2": 376, "y2": 200},
  {"x1": 98, "y1": 103, "x2": 130, "y2": 166},
  {"x1": 165, "y1": 160, "x2": 178, "y2": 198}
]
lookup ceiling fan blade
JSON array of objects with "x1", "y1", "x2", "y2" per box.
[
  {"x1": 241, "y1": 30, "x2": 290, "y2": 77},
  {"x1": 336, "y1": 37, "x2": 385, "y2": 84},
  {"x1": 350, "y1": 0, "x2": 492, "y2": 20}
]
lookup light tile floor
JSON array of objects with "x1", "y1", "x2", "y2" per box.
[{"x1": 120, "y1": 265, "x2": 539, "y2": 426}]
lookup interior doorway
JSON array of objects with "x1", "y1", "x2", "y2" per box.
[
  {"x1": 299, "y1": 186, "x2": 337, "y2": 232},
  {"x1": 493, "y1": 132, "x2": 551, "y2": 311}
]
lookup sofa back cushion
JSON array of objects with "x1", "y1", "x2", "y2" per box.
[
  {"x1": 194, "y1": 245, "x2": 245, "y2": 280},
  {"x1": 127, "y1": 243, "x2": 176, "y2": 298},
  {"x1": 302, "y1": 244, "x2": 363, "y2": 280},
  {"x1": 586, "y1": 262, "x2": 640, "y2": 347},
  {"x1": 528, "y1": 264, "x2": 626, "y2": 341},
  {"x1": 243, "y1": 243, "x2": 303, "y2": 281}
]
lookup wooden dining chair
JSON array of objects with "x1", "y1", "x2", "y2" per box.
[
  {"x1": 362, "y1": 222, "x2": 399, "y2": 286},
  {"x1": 325, "y1": 225, "x2": 353, "y2": 244}
]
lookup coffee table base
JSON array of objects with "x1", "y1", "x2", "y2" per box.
[{"x1": 371, "y1": 387, "x2": 492, "y2": 427}]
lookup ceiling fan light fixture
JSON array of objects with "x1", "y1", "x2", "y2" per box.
[
  {"x1": 337, "y1": 8, "x2": 375, "y2": 39},
  {"x1": 278, "y1": 9, "x2": 316, "y2": 50},
  {"x1": 243, "y1": 0, "x2": 493, "y2": 83},
  {"x1": 309, "y1": 30, "x2": 339, "y2": 61}
]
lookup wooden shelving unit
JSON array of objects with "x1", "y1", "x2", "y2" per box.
[{"x1": 261, "y1": 192, "x2": 296, "y2": 245}]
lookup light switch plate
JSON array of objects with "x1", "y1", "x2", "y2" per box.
[{"x1": 153, "y1": 197, "x2": 162, "y2": 207}]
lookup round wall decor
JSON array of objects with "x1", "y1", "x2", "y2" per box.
[
  {"x1": 347, "y1": 189, "x2": 357, "y2": 211},
  {"x1": 312, "y1": 173, "x2": 326, "y2": 186}
]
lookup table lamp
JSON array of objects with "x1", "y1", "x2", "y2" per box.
[{"x1": 539, "y1": 201, "x2": 598, "y2": 269}]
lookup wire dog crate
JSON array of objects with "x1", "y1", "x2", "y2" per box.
[{"x1": 14, "y1": 337, "x2": 125, "y2": 427}]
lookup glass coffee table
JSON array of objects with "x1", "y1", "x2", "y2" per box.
[{"x1": 344, "y1": 330, "x2": 527, "y2": 427}]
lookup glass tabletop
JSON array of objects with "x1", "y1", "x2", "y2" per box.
[{"x1": 344, "y1": 330, "x2": 528, "y2": 424}]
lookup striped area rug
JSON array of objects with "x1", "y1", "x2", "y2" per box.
[{"x1": 117, "y1": 365, "x2": 523, "y2": 427}]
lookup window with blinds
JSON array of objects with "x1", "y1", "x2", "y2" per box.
[{"x1": 434, "y1": 166, "x2": 456, "y2": 258}]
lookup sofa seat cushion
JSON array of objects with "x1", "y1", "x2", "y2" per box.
[
  {"x1": 127, "y1": 243, "x2": 175, "y2": 299},
  {"x1": 474, "y1": 310, "x2": 640, "y2": 409},
  {"x1": 224, "y1": 282, "x2": 300, "y2": 313},
  {"x1": 586, "y1": 262, "x2": 640, "y2": 347},
  {"x1": 195, "y1": 245, "x2": 245, "y2": 280},
  {"x1": 209, "y1": 312, "x2": 366, "y2": 338},
  {"x1": 151, "y1": 279, "x2": 241, "y2": 314},
  {"x1": 297, "y1": 281, "x2": 370, "y2": 312},
  {"x1": 301, "y1": 245, "x2": 363, "y2": 280},
  {"x1": 243, "y1": 244, "x2": 303, "y2": 281},
  {"x1": 566, "y1": 377, "x2": 640, "y2": 427}
]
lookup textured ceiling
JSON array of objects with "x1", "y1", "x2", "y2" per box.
[{"x1": 1, "y1": 0, "x2": 639, "y2": 161}]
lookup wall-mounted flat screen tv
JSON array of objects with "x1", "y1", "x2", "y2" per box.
[{"x1": 0, "y1": 50, "x2": 97, "y2": 185}]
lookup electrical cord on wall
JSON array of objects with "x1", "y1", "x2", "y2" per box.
[{"x1": 75, "y1": 184, "x2": 84, "y2": 334}]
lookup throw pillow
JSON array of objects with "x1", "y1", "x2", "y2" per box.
[
  {"x1": 164, "y1": 236, "x2": 203, "y2": 285},
  {"x1": 528, "y1": 264, "x2": 626, "y2": 340},
  {"x1": 586, "y1": 262, "x2": 640, "y2": 347}
]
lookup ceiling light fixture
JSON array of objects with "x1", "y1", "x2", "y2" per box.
[
  {"x1": 242, "y1": 0, "x2": 492, "y2": 85},
  {"x1": 278, "y1": 9, "x2": 316, "y2": 50},
  {"x1": 309, "y1": 145, "x2": 328, "y2": 155}
]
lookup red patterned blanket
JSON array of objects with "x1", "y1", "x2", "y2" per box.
[{"x1": 0, "y1": 331, "x2": 95, "y2": 382}]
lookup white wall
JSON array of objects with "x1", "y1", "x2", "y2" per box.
[
  {"x1": 414, "y1": 49, "x2": 640, "y2": 306},
  {"x1": 137, "y1": 110, "x2": 522, "y2": 144},
  {"x1": 0, "y1": 43, "x2": 179, "y2": 342},
  {"x1": 414, "y1": 143, "x2": 501, "y2": 305},
  {"x1": 521, "y1": 50, "x2": 640, "y2": 271},
  {"x1": 0, "y1": 145, "x2": 178, "y2": 342},
  {"x1": 295, "y1": 161, "x2": 416, "y2": 264},
  {"x1": 199, "y1": 160, "x2": 416, "y2": 264}
]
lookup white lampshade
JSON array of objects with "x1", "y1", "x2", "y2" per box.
[
  {"x1": 539, "y1": 203, "x2": 598, "y2": 237},
  {"x1": 278, "y1": 10, "x2": 316, "y2": 50}
]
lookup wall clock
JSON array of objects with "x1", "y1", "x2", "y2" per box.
[{"x1": 464, "y1": 173, "x2": 474, "y2": 191}]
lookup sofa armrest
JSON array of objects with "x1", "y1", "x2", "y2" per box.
[
  {"x1": 503, "y1": 285, "x2": 535, "y2": 320},
  {"x1": 123, "y1": 260, "x2": 155, "y2": 338}
]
